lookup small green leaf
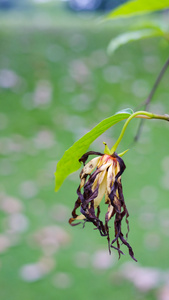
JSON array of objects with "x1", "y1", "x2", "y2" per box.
[
  {"x1": 108, "y1": 28, "x2": 164, "y2": 54},
  {"x1": 55, "y1": 108, "x2": 133, "y2": 191},
  {"x1": 107, "y1": 0, "x2": 169, "y2": 19}
]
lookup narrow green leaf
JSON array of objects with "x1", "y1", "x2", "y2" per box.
[
  {"x1": 107, "y1": 0, "x2": 169, "y2": 19},
  {"x1": 108, "y1": 28, "x2": 164, "y2": 54},
  {"x1": 55, "y1": 108, "x2": 133, "y2": 191}
]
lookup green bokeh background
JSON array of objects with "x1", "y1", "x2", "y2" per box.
[{"x1": 0, "y1": 2, "x2": 169, "y2": 300}]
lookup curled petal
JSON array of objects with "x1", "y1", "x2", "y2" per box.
[
  {"x1": 80, "y1": 156, "x2": 100, "y2": 179},
  {"x1": 69, "y1": 213, "x2": 85, "y2": 226},
  {"x1": 79, "y1": 151, "x2": 103, "y2": 165}
]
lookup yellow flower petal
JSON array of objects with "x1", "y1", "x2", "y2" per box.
[
  {"x1": 75, "y1": 214, "x2": 85, "y2": 220},
  {"x1": 80, "y1": 156, "x2": 100, "y2": 179},
  {"x1": 106, "y1": 164, "x2": 115, "y2": 194},
  {"x1": 92, "y1": 162, "x2": 112, "y2": 191},
  {"x1": 106, "y1": 204, "x2": 114, "y2": 221},
  {"x1": 94, "y1": 175, "x2": 107, "y2": 209}
]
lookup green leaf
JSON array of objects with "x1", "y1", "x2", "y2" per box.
[
  {"x1": 107, "y1": 0, "x2": 169, "y2": 19},
  {"x1": 108, "y1": 28, "x2": 164, "y2": 54},
  {"x1": 55, "y1": 108, "x2": 134, "y2": 192}
]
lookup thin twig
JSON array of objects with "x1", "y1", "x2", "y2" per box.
[{"x1": 134, "y1": 56, "x2": 169, "y2": 142}]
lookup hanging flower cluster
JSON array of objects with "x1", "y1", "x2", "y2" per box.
[
  {"x1": 55, "y1": 110, "x2": 169, "y2": 262},
  {"x1": 69, "y1": 151, "x2": 137, "y2": 261}
]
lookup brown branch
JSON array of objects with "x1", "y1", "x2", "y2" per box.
[{"x1": 134, "y1": 56, "x2": 169, "y2": 142}]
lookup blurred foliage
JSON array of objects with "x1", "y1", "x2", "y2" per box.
[
  {"x1": 107, "y1": 0, "x2": 169, "y2": 19},
  {"x1": 107, "y1": 27, "x2": 165, "y2": 54},
  {"x1": 107, "y1": 0, "x2": 169, "y2": 54},
  {"x1": 0, "y1": 2, "x2": 169, "y2": 300}
]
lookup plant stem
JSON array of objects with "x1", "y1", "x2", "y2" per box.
[
  {"x1": 110, "y1": 111, "x2": 169, "y2": 154},
  {"x1": 134, "y1": 56, "x2": 169, "y2": 142}
]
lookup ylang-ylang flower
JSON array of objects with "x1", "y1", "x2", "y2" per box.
[{"x1": 69, "y1": 150, "x2": 137, "y2": 261}]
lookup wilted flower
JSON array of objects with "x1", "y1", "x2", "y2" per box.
[{"x1": 69, "y1": 151, "x2": 137, "y2": 261}]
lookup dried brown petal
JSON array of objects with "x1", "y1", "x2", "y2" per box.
[{"x1": 69, "y1": 151, "x2": 137, "y2": 261}]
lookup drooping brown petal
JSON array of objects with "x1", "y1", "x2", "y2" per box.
[
  {"x1": 108, "y1": 153, "x2": 126, "y2": 212},
  {"x1": 72, "y1": 198, "x2": 81, "y2": 219},
  {"x1": 113, "y1": 152, "x2": 126, "y2": 175},
  {"x1": 79, "y1": 151, "x2": 103, "y2": 165},
  {"x1": 69, "y1": 197, "x2": 85, "y2": 226},
  {"x1": 69, "y1": 161, "x2": 103, "y2": 227},
  {"x1": 102, "y1": 153, "x2": 137, "y2": 261},
  {"x1": 69, "y1": 151, "x2": 137, "y2": 262},
  {"x1": 80, "y1": 200, "x2": 107, "y2": 236},
  {"x1": 119, "y1": 232, "x2": 137, "y2": 262}
]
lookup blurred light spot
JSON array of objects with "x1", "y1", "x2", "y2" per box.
[
  {"x1": 159, "y1": 209, "x2": 169, "y2": 236},
  {"x1": 0, "y1": 69, "x2": 19, "y2": 89},
  {"x1": 70, "y1": 94, "x2": 93, "y2": 112},
  {"x1": 20, "y1": 264, "x2": 43, "y2": 282},
  {"x1": 20, "y1": 257, "x2": 55, "y2": 282},
  {"x1": 68, "y1": 0, "x2": 101, "y2": 11},
  {"x1": 33, "y1": 0, "x2": 52, "y2": 2},
  {"x1": 74, "y1": 251, "x2": 90, "y2": 268},
  {"x1": 0, "y1": 113, "x2": 8, "y2": 130},
  {"x1": 120, "y1": 262, "x2": 161, "y2": 291},
  {"x1": 69, "y1": 33, "x2": 87, "y2": 53},
  {"x1": 31, "y1": 225, "x2": 70, "y2": 255},
  {"x1": 0, "y1": 234, "x2": 10, "y2": 253},
  {"x1": 161, "y1": 156, "x2": 169, "y2": 173},
  {"x1": 7, "y1": 213, "x2": 29, "y2": 233},
  {"x1": 131, "y1": 79, "x2": 149, "y2": 98},
  {"x1": 92, "y1": 249, "x2": 115, "y2": 270},
  {"x1": 161, "y1": 172, "x2": 169, "y2": 190},
  {"x1": 69, "y1": 59, "x2": 90, "y2": 84},
  {"x1": 103, "y1": 66, "x2": 122, "y2": 83},
  {"x1": 33, "y1": 129, "x2": 55, "y2": 149},
  {"x1": 61, "y1": 114, "x2": 85, "y2": 132},
  {"x1": 52, "y1": 272, "x2": 73, "y2": 289},
  {"x1": 158, "y1": 285, "x2": 169, "y2": 300},
  {"x1": 38, "y1": 256, "x2": 55, "y2": 273},
  {"x1": 50, "y1": 204, "x2": 69, "y2": 223},
  {"x1": 0, "y1": 194, "x2": 22, "y2": 214},
  {"x1": 33, "y1": 80, "x2": 53, "y2": 107},
  {"x1": 0, "y1": 136, "x2": 24, "y2": 155},
  {"x1": 19, "y1": 180, "x2": 38, "y2": 199}
]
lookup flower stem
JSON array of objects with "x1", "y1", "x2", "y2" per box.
[
  {"x1": 134, "y1": 56, "x2": 169, "y2": 142},
  {"x1": 110, "y1": 111, "x2": 169, "y2": 154}
]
